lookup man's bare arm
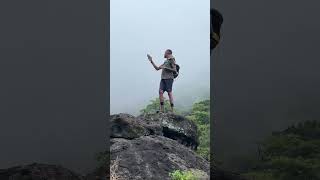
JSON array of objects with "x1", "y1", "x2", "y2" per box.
[
  {"x1": 151, "y1": 61, "x2": 162, "y2": 71},
  {"x1": 147, "y1": 54, "x2": 162, "y2": 71}
]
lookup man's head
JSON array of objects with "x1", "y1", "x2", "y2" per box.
[{"x1": 164, "y1": 49, "x2": 173, "y2": 58}]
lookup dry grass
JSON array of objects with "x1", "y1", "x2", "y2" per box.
[{"x1": 110, "y1": 156, "x2": 122, "y2": 180}]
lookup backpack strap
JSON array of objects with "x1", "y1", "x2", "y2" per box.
[{"x1": 168, "y1": 57, "x2": 176, "y2": 68}]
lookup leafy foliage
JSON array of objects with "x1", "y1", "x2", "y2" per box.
[
  {"x1": 244, "y1": 120, "x2": 320, "y2": 180},
  {"x1": 186, "y1": 100, "x2": 210, "y2": 160},
  {"x1": 169, "y1": 170, "x2": 198, "y2": 180},
  {"x1": 139, "y1": 98, "x2": 182, "y2": 115},
  {"x1": 191, "y1": 99, "x2": 210, "y2": 112}
]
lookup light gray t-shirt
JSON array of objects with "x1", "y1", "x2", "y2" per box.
[{"x1": 161, "y1": 58, "x2": 176, "y2": 79}]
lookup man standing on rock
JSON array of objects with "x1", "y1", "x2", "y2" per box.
[{"x1": 147, "y1": 49, "x2": 177, "y2": 113}]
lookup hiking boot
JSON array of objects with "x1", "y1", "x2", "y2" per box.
[{"x1": 156, "y1": 110, "x2": 164, "y2": 114}]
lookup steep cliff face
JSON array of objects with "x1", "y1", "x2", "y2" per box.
[{"x1": 110, "y1": 113, "x2": 209, "y2": 180}]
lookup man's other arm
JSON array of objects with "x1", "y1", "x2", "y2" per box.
[{"x1": 163, "y1": 58, "x2": 176, "y2": 72}]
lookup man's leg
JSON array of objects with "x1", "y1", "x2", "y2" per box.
[
  {"x1": 167, "y1": 79, "x2": 174, "y2": 112},
  {"x1": 168, "y1": 91, "x2": 174, "y2": 112},
  {"x1": 159, "y1": 79, "x2": 165, "y2": 113},
  {"x1": 159, "y1": 89, "x2": 164, "y2": 112}
]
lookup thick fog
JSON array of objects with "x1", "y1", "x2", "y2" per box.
[{"x1": 111, "y1": 0, "x2": 210, "y2": 115}]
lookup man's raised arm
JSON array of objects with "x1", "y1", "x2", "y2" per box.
[{"x1": 147, "y1": 54, "x2": 162, "y2": 71}]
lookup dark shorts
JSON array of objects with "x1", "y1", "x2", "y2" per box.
[{"x1": 159, "y1": 79, "x2": 174, "y2": 92}]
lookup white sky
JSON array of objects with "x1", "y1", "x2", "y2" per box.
[{"x1": 110, "y1": 0, "x2": 210, "y2": 114}]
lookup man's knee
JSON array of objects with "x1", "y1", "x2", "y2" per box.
[{"x1": 159, "y1": 90, "x2": 164, "y2": 95}]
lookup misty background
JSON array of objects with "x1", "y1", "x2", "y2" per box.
[
  {"x1": 110, "y1": 0, "x2": 210, "y2": 115},
  {"x1": 212, "y1": 0, "x2": 320, "y2": 170}
]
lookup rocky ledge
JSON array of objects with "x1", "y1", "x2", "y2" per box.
[
  {"x1": 111, "y1": 113, "x2": 199, "y2": 150},
  {"x1": 110, "y1": 113, "x2": 208, "y2": 180}
]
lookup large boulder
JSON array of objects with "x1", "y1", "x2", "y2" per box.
[
  {"x1": 110, "y1": 113, "x2": 147, "y2": 139},
  {"x1": 0, "y1": 163, "x2": 83, "y2": 180},
  {"x1": 109, "y1": 113, "x2": 208, "y2": 179},
  {"x1": 139, "y1": 113, "x2": 199, "y2": 150},
  {"x1": 110, "y1": 113, "x2": 199, "y2": 150},
  {"x1": 110, "y1": 113, "x2": 248, "y2": 180},
  {"x1": 110, "y1": 135, "x2": 209, "y2": 180}
]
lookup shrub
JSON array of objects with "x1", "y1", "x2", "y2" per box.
[{"x1": 169, "y1": 170, "x2": 197, "y2": 180}]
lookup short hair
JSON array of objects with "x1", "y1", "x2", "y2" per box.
[{"x1": 166, "y1": 49, "x2": 172, "y2": 54}]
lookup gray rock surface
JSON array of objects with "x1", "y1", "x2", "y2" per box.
[
  {"x1": 139, "y1": 113, "x2": 199, "y2": 150},
  {"x1": 111, "y1": 135, "x2": 209, "y2": 180},
  {"x1": 111, "y1": 113, "x2": 199, "y2": 150},
  {"x1": 110, "y1": 113, "x2": 208, "y2": 180}
]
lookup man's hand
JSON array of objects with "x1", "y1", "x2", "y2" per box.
[
  {"x1": 147, "y1": 54, "x2": 152, "y2": 62},
  {"x1": 148, "y1": 54, "x2": 162, "y2": 71}
]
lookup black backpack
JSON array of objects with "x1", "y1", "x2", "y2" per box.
[
  {"x1": 170, "y1": 62, "x2": 179, "y2": 79},
  {"x1": 173, "y1": 64, "x2": 180, "y2": 78},
  {"x1": 169, "y1": 58, "x2": 179, "y2": 79}
]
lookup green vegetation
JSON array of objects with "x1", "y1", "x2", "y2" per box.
[
  {"x1": 140, "y1": 98, "x2": 183, "y2": 115},
  {"x1": 244, "y1": 120, "x2": 320, "y2": 180},
  {"x1": 186, "y1": 100, "x2": 210, "y2": 160},
  {"x1": 169, "y1": 170, "x2": 201, "y2": 180}
]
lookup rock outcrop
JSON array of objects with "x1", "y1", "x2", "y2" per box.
[
  {"x1": 111, "y1": 113, "x2": 199, "y2": 150},
  {"x1": 110, "y1": 113, "x2": 209, "y2": 180},
  {"x1": 138, "y1": 113, "x2": 199, "y2": 150}
]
